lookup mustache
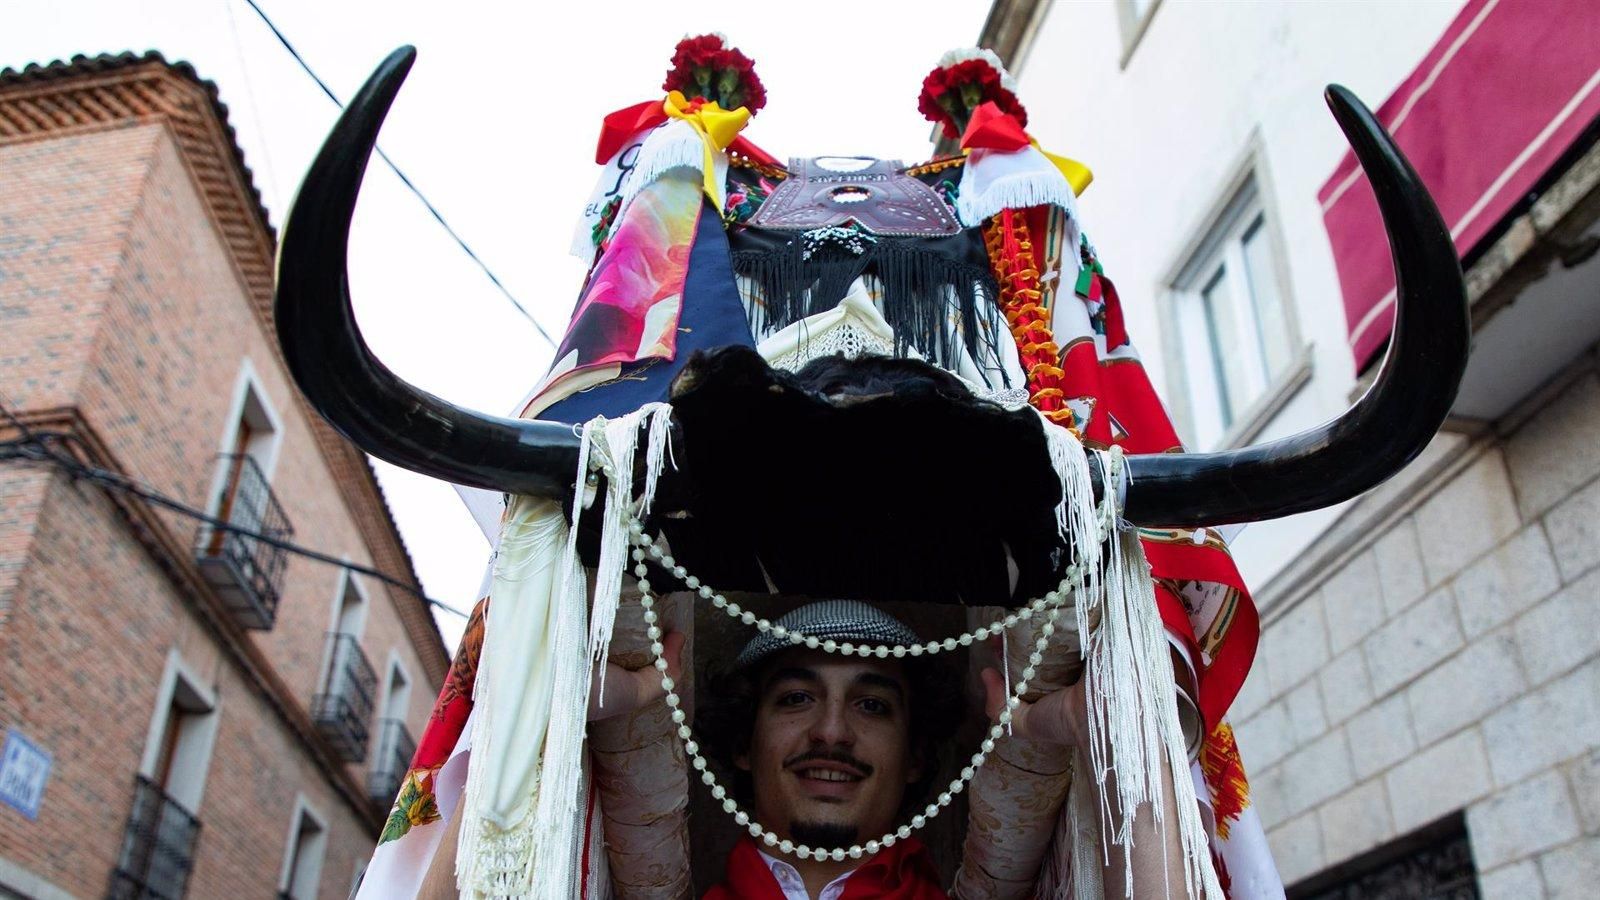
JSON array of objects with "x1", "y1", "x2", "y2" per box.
[{"x1": 782, "y1": 748, "x2": 874, "y2": 778}]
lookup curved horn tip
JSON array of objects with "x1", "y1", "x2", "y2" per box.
[{"x1": 383, "y1": 45, "x2": 418, "y2": 71}]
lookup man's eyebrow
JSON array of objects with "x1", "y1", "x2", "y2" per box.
[
  {"x1": 854, "y1": 672, "x2": 906, "y2": 699},
  {"x1": 764, "y1": 667, "x2": 819, "y2": 689}
]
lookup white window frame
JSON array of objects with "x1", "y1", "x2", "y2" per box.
[
  {"x1": 203, "y1": 360, "x2": 285, "y2": 519},
  {"x1": 328, "y1": 567, "x2": 370, "y2": 637},
  {"x1": 277, "y1": 794, "x2": 328, "y2": 900},
  {"x1": 377, "y1": 651, "x2": 413, "y2": 725},
  {"x1": 1117, "y1": 0, "x2": 1164, "y2": 67},
  {"x1": 1161, "y1": 164, "x2": 1309, "y2": 451},
  {"x1": 138, "y1": 650, "x2": 221, "y2": 814},
  {"x1": 318, "y1": 567, "x2": 370, "y2": 694}
]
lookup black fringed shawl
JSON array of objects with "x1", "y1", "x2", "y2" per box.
[{"x1": 726, "y1": 161, "x2": 1009, "y2": 386}]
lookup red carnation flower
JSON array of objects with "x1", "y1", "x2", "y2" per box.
[
  {"x1": 918, "y1": 50, "x2": 1027, "y2": 139},
  {"x1": 662, "y1": 33, "x2": 767, "y2": 115}
]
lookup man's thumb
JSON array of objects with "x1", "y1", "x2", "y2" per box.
[
  {"x1": 980, "y1": 667, "x2": 1008, "y2": 722},
  {"x1": 662, "y1": 630, "x2": 687, "y2": 682}
]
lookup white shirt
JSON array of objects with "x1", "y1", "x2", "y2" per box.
[{"x1": 758, "y1": 848, "x2": 860, "y2": 900}]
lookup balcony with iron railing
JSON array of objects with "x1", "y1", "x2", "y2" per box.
[
  {"x1": 311, "y1": 632, "x2": 376, "y2": 761},
  {"x1": 107, "y1": 776, "x2": 201, "y2": 900},
  {"x1": 193, "y1": 453, "x2": 292, "y2": 630},
  {"x1": 367, "y1": 717, "x2": 416, "y2": 806}
]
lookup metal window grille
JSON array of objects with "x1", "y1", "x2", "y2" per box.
[
  {"x1": 311, "y1": 632, "x2": 376, "y2": 761},
  {"x1": 107, "y1": 776, "x2": 201, "y2": 900},
  {"x1": 367, "y1": 717, "x2": 416, "y2": 805},
  {"x1": 194, "y1": 453, "x2": 292, "y2": 630},
  {"x1": 1291, "y1": 815, "x2": 1479, "y2": 900}
]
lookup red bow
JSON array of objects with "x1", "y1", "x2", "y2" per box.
[
  {"x1": 594, "y1": 98, "x2": 778, "y2": 167},
  {"x1": 959, "y1": 100, "x2": 1031, "y2": 152}
]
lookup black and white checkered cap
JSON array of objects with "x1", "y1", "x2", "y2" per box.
[{"x1": 735, "y1": 600, "x2": 923, "y2": 669}]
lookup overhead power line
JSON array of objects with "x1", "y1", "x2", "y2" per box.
[
  {"x1": 238, "y1": 0, "x2": 558, "y2": 349},
  {"x1": 0, "y1": 403, "x2": 470, "y2": 620}
]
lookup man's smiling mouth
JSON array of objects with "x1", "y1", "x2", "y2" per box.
[{"x1": 796, "y1": 768, "x2": 863, "y2": 783}]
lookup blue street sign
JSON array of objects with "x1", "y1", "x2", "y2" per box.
[{"x1": 0, "y1": 728, "x2": 51, "y2": 820}]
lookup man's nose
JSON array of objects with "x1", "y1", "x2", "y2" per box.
[{"x1": 807, "y1": 699, "x2": 856, "y2": 747}]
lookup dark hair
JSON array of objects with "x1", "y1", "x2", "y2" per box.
[{"x1": 696, "y1": 650, "x2": 967, "y2": 820}]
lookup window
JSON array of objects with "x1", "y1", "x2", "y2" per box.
[
  {"x1": 111, "y1": 654, "x2": 218, "y2": 899},
  {"x1": 1117, "y1": 0, "x2": 1163, "y2": 65},
  {"x1": 277, "y1": 798, "x2": 327, "y2": 900},
  {"x1": 1167, "y1": 177, "x2": 1303, "y2": 449},
  {"x1": 1287, "y1": 814, "x2": 1476, "y2": 899},
  {"x1": 379, "y1": 657, "x2": 412, "y2": 724},
  {"x1": 196, "y1": 362, "x2": 292, "y2": 629},
  {"x1": 206, "y1": 362, "x2": 283, "y2": 527},
  {"x1": 328, "y1": 570, "x2": 368, "y2": 645},
  {"x1": 312, "y1": 572, "x2": 376, "y2": 761},
  {"x1": 136, "y1": 654, "x2": 219, "y2": 821},
  {"x1": 368, "y1": 657, "x2": 416, "y2": 804}
]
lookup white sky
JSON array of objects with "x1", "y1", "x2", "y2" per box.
[{"x1": 3, "y1": 0, "x2": 991, "y2": 646}]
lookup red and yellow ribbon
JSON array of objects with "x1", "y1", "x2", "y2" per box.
[
  {"x1": 960, "y1": 100, "x2": 1094, "y2": 196},
  {"x1": 663, "y1": 90, "x2": 750, "y2": 207}
]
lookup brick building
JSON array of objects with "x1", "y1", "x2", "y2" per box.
[
  {"x1": 0, "y1": 53, "x2": 447, "y2": 898},
  {"x1": 982, "y1": 0, "x2": 1600, "y2": 895}
]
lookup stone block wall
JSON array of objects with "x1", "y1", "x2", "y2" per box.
[{"x1": 1233, "y1": 366, "x2": 1600, "y2": 897}]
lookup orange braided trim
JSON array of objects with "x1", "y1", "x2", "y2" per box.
[{"x1": 985, "y1": 209, "x2": 1081, "y2": 435}]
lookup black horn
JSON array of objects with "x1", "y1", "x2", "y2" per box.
[
  {"x1": 1119, "y1": 85, "x2": 1469, "y2": 526},
  {"x1": 274, "y1": 47, "x2": 582, "y2": 498}
]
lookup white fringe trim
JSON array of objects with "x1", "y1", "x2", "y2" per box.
[
  {"x1": 456, "y1": 404, "x2": 677, "y2": 899},
  {"x1": 956, "y1": 146, "x2": 1081, "y2": 228},
  {"x1": 457, "y1": 496, "x2": 580, "y2": 899},
  {"x1": 587, "y1": 403, "x2": 674, "y2": 697},
  {"x1": 618, "y1": 119, "x2": 707, "y2": 221},
  {"x1": 1035, "y1": 422, "x2": 1221, "y2": 897},
  {"x1": 1074, "y1": 445, "x2": 1224, "y2": 899}
]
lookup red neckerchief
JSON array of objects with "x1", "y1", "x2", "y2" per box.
[{"x1": 703, "y1": 835, "x2": 948, "y2": 900}]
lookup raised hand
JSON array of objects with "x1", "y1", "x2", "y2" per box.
[
  {"x1": 980, "y1": 666, "x2": 1088, "y2": 747},
  {"x1": 588, "y1": 631, "x2": 686, "y2": 721}
]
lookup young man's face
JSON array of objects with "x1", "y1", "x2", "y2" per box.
[{"x1": 737, "y1": 649, "x2": 922, "y2": 848}]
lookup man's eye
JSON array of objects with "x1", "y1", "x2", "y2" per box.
[
  {"x1": 857, "y1": 697, "x2": 892, "y2": 716},
  {"x1": 776, "y1": 691, "x2": 811, "y2": 707}
]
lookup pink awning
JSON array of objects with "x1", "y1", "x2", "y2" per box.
[{"x1": 1319, "y1": 0, "x2": 1600, "y2": 370}]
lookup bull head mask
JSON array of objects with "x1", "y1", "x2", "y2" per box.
[{"x1": 274, "y1": 47, "x2": 1468, "y2": 602}]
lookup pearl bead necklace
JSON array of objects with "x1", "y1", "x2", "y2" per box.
[
  {"x1": 625, "y1": 517, "x2": 1085, "y2": 654},
  {"x1": 624, "y1": 518, "x2": 1078, "y2": 862}
]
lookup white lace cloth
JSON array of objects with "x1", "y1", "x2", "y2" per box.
[{"x1": 754, "y1": 279, "x2": 1029, "y2": 410}]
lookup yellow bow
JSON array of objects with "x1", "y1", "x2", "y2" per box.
[
  {"x1": 664, "y1": 90, "x2": 751, "y2": 208},
  {"x1": 1031, "y1": 139, "x2": 1094, "y2": 196}
]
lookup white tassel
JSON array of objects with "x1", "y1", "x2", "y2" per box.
[
  {"x1": 1034, "y1": 422, "x2": 1221, "y2": 897},
  {"x1": 455, "y1": 405, "x2": 681, "y2": 900},
  {"x1": 587, "y1": 416, "x2": 641, "y2": 692},
  {"x1": 640, "y1": 402, "x2": 675, "y2": 519},
  {"x1": 1069, "y1": 446, "x2": 1223, "y2": 899},
  {"x1": 588, "y1": 402, "x2": 676, "y2": 697},
  {"x1": 582, "y1": 768, "x2": 611, "y2": 900}
]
